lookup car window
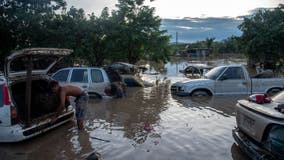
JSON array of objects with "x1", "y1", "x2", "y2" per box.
[
  {"x1": 70, "y1": 69, "x2": 88, "y2": 83},
  {"x1": 185, "y1": 66, "x2": 199, "y2": 73},
  {"x1": 91, "y1": 69, "x2": 104, "y2": 83},
  {"x1": 221, "y1": 67, "x2": 244, "y2": 80},
  {"x1": 204, "y1": 66, "x2": 226, "y2": 80},
  {"x1": 52, "y1": 70, "x2": 69, "y2": 82}
]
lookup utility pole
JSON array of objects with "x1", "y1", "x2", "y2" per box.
[{"x1": 176, "y1": 32, "x2": 178, "y2": 45}]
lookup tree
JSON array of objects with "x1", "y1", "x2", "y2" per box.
[
  {"x1": 0, "y1": 0, "x2": 66, "y2": 63},
  {"x1": 239, "y1": 4, "x2": 284, "y2": 69},
  {"x1": 110, "y1": 0, "x2": 171, "y2": 64},
  {"x1": 205, "y1": 37, "x2": 215, "y2": 48},
  {"x1": 0, "y1": 0, "x2": 172, "y2": 67}
]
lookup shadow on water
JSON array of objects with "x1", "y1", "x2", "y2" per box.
[{"x1": 171, "y1": 94, "x2": 248, "y2": 117}]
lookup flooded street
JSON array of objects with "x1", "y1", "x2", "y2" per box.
[{"x1": 0, "y1": 59, "x2": 251, "y2": 160}]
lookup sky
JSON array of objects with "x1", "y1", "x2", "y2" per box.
[{"x1": 66, "y1": 0, "x2": 284, "y2": 18}]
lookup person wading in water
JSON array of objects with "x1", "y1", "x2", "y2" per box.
[{"x1": 50, "y1": 80, "x2": 89, "y2": 130}]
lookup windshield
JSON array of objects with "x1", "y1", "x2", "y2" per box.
[{"x1": 204, "y1": 66, "x2": 226, "y2": 80}]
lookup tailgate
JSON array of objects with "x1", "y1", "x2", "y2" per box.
[{"x1": 236, "y1": 100, "x2": 284, "y2": 142}]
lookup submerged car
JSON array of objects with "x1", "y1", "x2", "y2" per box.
[
  {"x1": 233, "y1": 92, "x2": 284, "y2": 159},
  {"x1": 0, "y1": 48, "x2": 75, "y2": 142},
  {"x1": 179, "y1": 64, "x2": 213, "y2": 77},
  {"x1": 52, "y1": 67, "x2": 112, "y2": 98},
  {"x1": 171, "y1": 65, "x2": 284, "y2": 97},
  {"x1": 107, "y1": 62, "x2": 138, "y2": 74}
]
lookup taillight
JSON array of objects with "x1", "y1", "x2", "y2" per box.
[
  {"x1": 11, "y1": 106, "x2": 19, "y2": 125},
  {"x1": 104, "y1": 86, "x2": 112, "y2": 96},
  {"x1": 248, "y1": 94, "x2": 271, "y2": 104},
  {"x1": 2, "y1": 84, "x2": 10, "y2": 105}
]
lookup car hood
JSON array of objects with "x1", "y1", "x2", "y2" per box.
[
  {"x1": 238, "y1": 100, "x2": 284, "y2": 119},
  {"x1": 5, "y1": 48, "x2": 72, "y2": 80},
  {"x1": 173, "y1": 78, "x2": 212, "y2": 86}
]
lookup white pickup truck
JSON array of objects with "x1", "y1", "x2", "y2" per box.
[{"x1": 171, "y1": 64, "x2": 284, "y2": 96}]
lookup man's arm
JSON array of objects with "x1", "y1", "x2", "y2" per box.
[{"x1": 56, "y1": 89, "x2": 66, "y2": 114}]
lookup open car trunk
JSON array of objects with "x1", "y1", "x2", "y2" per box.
[{"x1": 11, "y1": 78, "x2": 59, "y2": 123}]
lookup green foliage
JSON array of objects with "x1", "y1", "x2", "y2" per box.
[
  {"x1": 239, "y1": 4, "x2": 284, "y2": 69},
  {"x1": 0, "y1": 0, "x2": 66, "y2": 66},
  {"x1": 109, "y1": 0, "x2": 171, "y2": 64},
  {"x1": 0, "y1": 0, "x2": 171, "y2": 67}
]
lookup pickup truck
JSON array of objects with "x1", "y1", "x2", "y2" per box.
[{"x1": 171, "y1": 64, "x2": 284, "y2": 96}]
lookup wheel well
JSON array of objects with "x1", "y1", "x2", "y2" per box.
[
  {"x1": 266, "y1": 87, "x2": 282, "y2": 94},
  {"x1": 190, "y1": 88, "x2": 212, "y2": 96}
]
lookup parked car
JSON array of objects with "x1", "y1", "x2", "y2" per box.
[
  {"x1": 171, "y1": 64, "x2": 284, "y2": 96},
  {"x1": 233, "y1": 92, "x2": 284, "y2": 159},
  {"x1": 0, "y1": 48, "x2": 75, "y2": 142},
  {"x1": 52, "y1": 67, "x2": 112, "y2": 98},
  {"x1": 121, "y1": 74, "x2": 144, "y2": 87}
]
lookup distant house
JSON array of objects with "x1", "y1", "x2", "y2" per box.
[{"x1": 176, "y1": 48, "x2": 210, "y2": 57}]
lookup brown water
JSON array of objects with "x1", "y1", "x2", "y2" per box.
[{"x1": 0, "y1": 59, "x2": 251, "y2": 160}]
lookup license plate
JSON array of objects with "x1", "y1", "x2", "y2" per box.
[{"x1": 241, "y1": 114, "x2": 255, "y2": 131}]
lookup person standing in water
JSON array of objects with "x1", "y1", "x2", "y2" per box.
[{"x1": 50, "y1": 80, "x2": 89, "y2": 130}]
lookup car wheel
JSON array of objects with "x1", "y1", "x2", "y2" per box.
[
  {"x1": 89, "y1": 93, "x2": 102, "y2": 99},
  {"x1": 191, "y1": 90, "x2": 210, "y2": 97}
]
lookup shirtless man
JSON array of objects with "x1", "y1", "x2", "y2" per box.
[{"x1": 50, "y1": 80, "x2": 89, "y2": 130}]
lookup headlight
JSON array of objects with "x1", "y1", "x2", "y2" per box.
[
  {"x1": 178, "y1": 86, "x2": 184, "y2": 91},
  {"x1": 263, "y1": 125, "x2": 284, "y2": 157}
]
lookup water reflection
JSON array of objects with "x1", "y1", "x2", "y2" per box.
[
  {"x1": 231, "y1": 143, "x2": 250, "y2": 160},
  {"x1": 86, "y1": 85, "x2": 170, "y2": 146},
  {"x1": 0, "y1": 121, "x2": 96, "y2": 160}
]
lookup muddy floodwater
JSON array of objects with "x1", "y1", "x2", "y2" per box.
[{"x1": 0, "y1": 58, "x2": 251, "y2": 160}]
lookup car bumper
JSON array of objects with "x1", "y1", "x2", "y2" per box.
[
  {"x1": 170, "y1": 86, "x2": 189, "y2": 96},
  {"x1": 0, "y1": 111, "x2": 74, "y2": 142},
  {"x1": 232, "y1": 128, "x2": 276, "y2": 160}
]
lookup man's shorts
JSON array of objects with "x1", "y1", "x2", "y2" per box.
[{"x1": 75, "y1": 91, "x2": 89, "y2": 120}]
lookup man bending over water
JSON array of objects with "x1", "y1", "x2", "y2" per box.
[{"x1": 50, "y1": 80, "x2": 89, "y2": 130}]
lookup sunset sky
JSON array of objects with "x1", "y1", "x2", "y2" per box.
[{"x1": 67, "y1": 0, "x2": 284, "y2": 18}]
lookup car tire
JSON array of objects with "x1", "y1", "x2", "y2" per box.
[
  {"x1": 191, "y1": 90, "x2": 210, "y2": 97},
  {"x1": 89, "y1": 93, "x2": 102, "y2": 99}
]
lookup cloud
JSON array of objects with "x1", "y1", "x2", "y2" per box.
[
  {"x1": 176, "y1": 26, "x2": 213, "y2": 31},
  {"x1": 66, "y1": 0, "x2": 284, "y2": 18},
  {"x1": 162, "y1": 17, "x2": 242, "y2": 42}
]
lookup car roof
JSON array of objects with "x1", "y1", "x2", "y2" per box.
[
  {"x1": 59, "y1": 67, "x2": 104, "y2": 70},
  {"x1": 214, "y1": 64, "x2": 244, "y2": 68}
]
